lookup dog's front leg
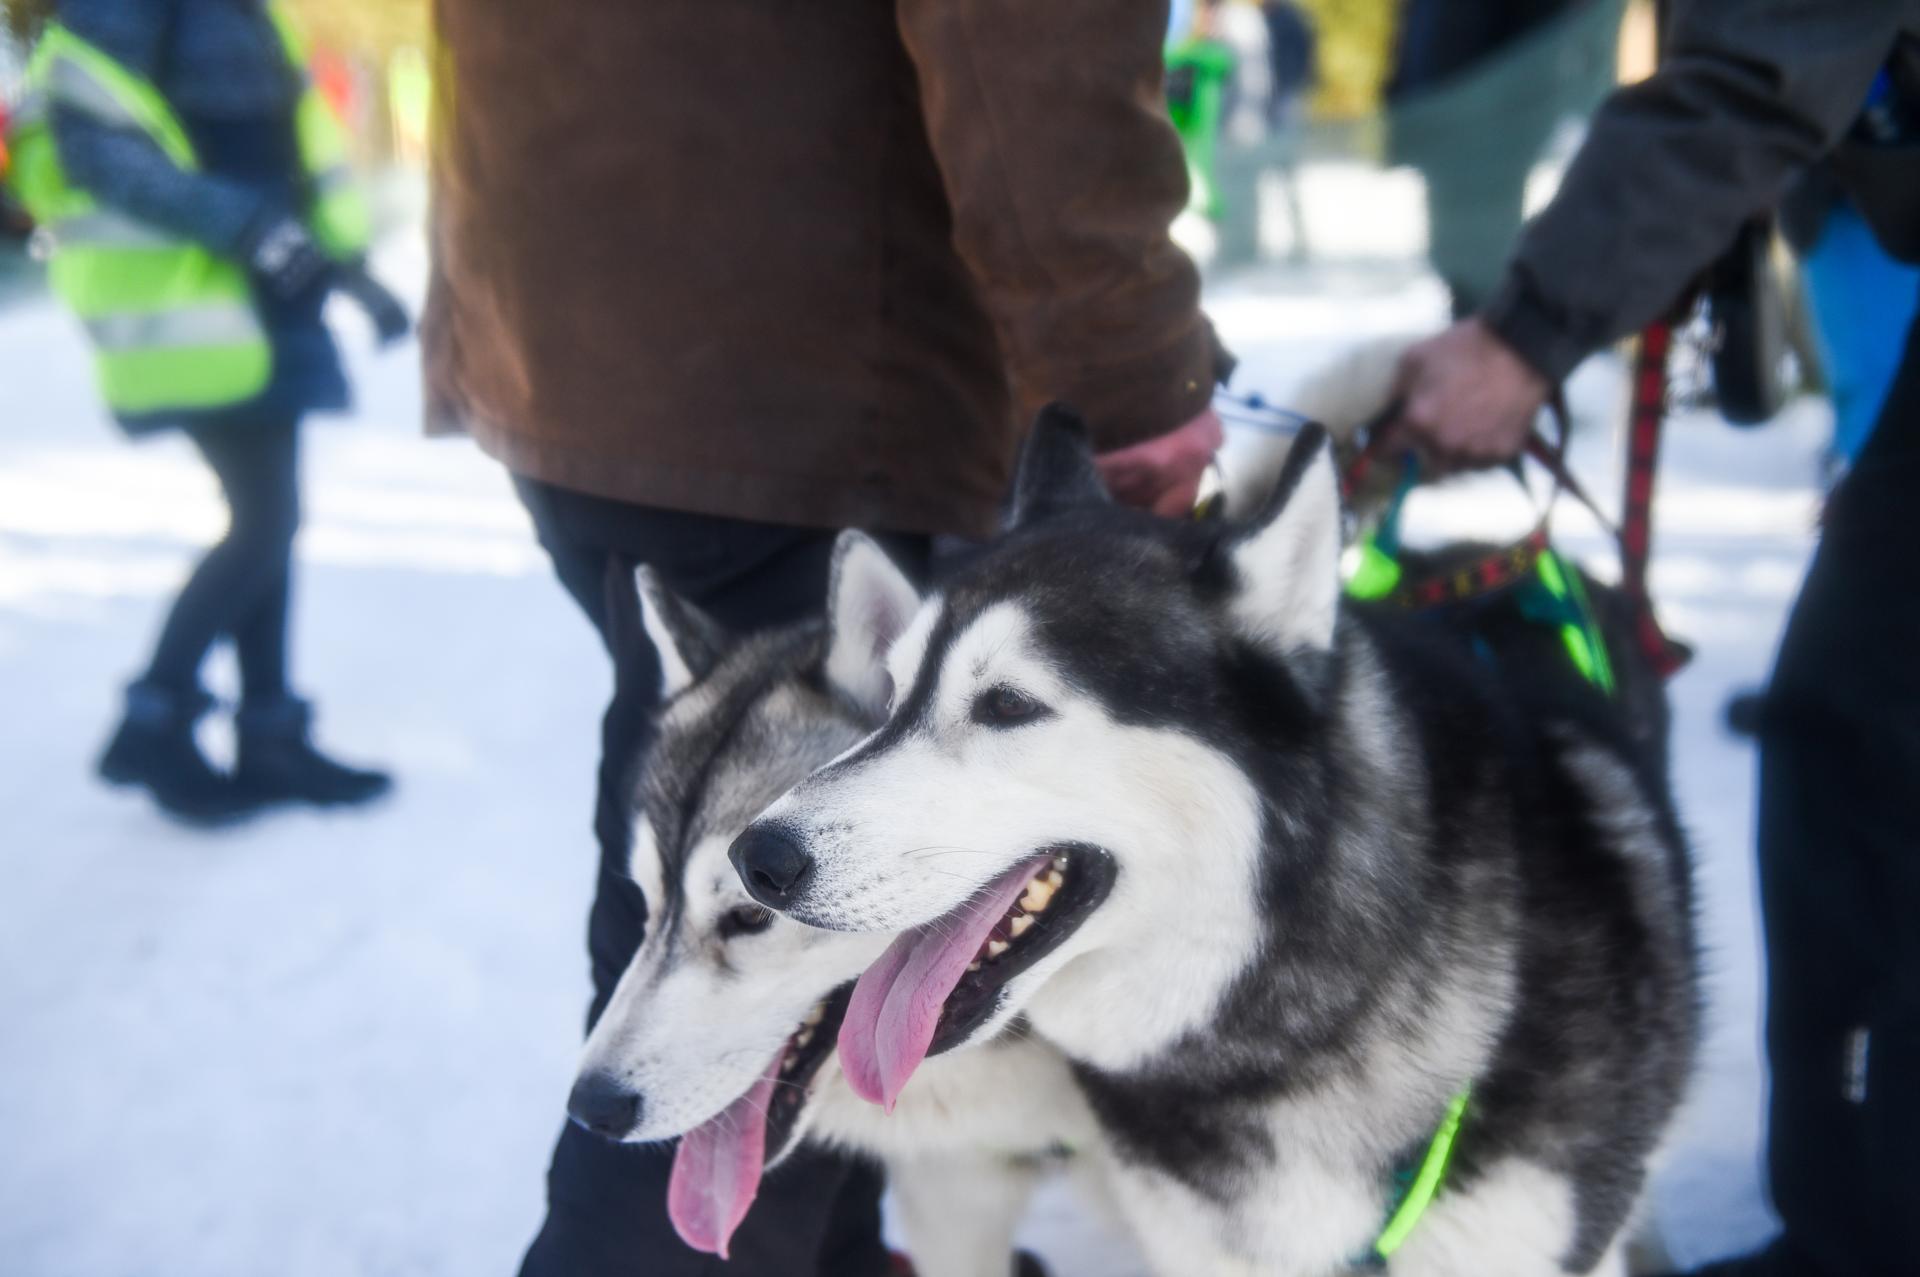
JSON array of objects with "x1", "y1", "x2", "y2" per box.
[{"x1": 887, "y1": 1150, "x2": 1042, "y2": 1277}]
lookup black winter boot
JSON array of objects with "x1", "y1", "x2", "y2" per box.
[
  {"x1": 234, "y1": 695, "x2": 392, "y2": 809},
  {"x1": 97, "y1": 681, "x2": 260, "y2": 826}
]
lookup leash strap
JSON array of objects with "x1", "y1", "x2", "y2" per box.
[
  {"x1": 1619, "y1": 322, "x2": 1692, "y2": 678},
  {"x1": 1518, "y1": 347, "x2": 1690, "y2": 682}
]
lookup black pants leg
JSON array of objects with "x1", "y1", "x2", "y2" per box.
[
  {"x1": 512, "y1": 477, "x2": 925, "y2": 1277},
  {"x1": 231, "y1": 561, "x2": 292, "y2": 705},
  {"x1": 144, "y1": 418, "x2": 300, "y2": 700},
  {"x1": 1758, "y1": 312, "x2": 1920, "y2": 1275}
]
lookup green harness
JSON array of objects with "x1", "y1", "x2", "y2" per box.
[
  {"x1": 1371, "y1": 1088, "x2": 1472, "y2": 1263},
  {"x1": 1342, "y1": 454, "x2": 1617, "y2": 698}
]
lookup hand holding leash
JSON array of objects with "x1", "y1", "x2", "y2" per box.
[
  {"x1": 1387, "y1": 317, "x2": 1549, "y2": 473},
  {"x1": 1093, "y1": 406, "x2": 1225, "y2": 517}
]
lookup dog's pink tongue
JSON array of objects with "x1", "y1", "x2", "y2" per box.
[
  {"x1": 839, "y1": 857, "x2": 1048, "y2": 1111},
  {"x1": 666, "y1": 1049, "x2": 781, "y2": 1258}
]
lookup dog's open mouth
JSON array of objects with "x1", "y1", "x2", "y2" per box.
[
  {"x1": 838, "y1": 843, "x2": 1115, "y2": 1111},
  {"x1": 666, "y1": 984, "x2": 852, "y2": 1258}
]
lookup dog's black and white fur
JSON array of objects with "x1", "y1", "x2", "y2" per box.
[
  {"x1": 571, "y1": 547, "x2": 1101, "y2": 1277},
  {"x1": 742, "y1": 411, "x2": 1700, "y2": 1275}
]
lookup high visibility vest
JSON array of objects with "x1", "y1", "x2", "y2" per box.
[{"x1": 2, "y1": 5, "x2": 371, "y2": 418}]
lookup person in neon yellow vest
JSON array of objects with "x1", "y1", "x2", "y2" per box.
[{"x1": 4, "y1": 0, "x2": 405, "y2": 824}]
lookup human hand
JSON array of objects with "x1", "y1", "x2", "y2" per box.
[
  {"x1": 1388, "y1": 318, "x2": 1550, "y2": 472},
  {"x1": 337, "y1": 265, "x2": 412, "y2": 347},
  {"x1": 244, "y1": 215, "x2": 332, "y2": 302},
  {"x1": 1093, "y1": 407, "x2": 1225, "y2": 518}
]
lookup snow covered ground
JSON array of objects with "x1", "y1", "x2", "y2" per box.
[{"x1": 0, "y1": 249, "x2": 1818, "y2": 1275}]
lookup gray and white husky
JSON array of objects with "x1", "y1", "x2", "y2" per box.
[
  {"x1": 568, "y1": 541, "x2": 1101, "y2": 1274},
  {"x1": 734, "y1": 410, "x2": 1700, "y2": 1276}
]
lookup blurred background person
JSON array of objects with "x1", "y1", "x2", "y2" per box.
[
  {"x1": 1263, "y1": 0, "x2": 1317, "y2": 131},
  {"x1": 0, "y1": 92, "x2": 31, "y2": 240},
  {"x1": 7, "y1": 0, "x2": 403, "y2": 824},
  {"x1": 1385, "y1": 0, "x2": 1596, "y2": 316},
  {"x1": 1391, "y1": 4, "x2": 1920, "y2": 1274},
  {"x1": 425, "y1": 0, "x2": 1228, "y2": 1273},
  {"x1": 1165, "y1": 0, "x2": 1239, "y2": 220}
]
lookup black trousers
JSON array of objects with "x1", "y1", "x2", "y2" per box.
[
  {"x1": 144, "y1": 416, "x2": 299, "y2": 703},
  {"x1": 513, "y1": 477, "x2": 924, "y2": 1277},
  {"x1": 1758, "y1": 311, "x2": 1920, "y2": 1274}
]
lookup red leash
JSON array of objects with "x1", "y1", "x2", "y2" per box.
[{"x1": 1621, "y1": 323, "x2": 1692, "y2": 678}]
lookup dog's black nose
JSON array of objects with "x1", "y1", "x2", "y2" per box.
[
  {"x1": 730, "y1": 824, "x2": 813, "y2": 908},
  {"x1": 568, "y1": 1071, "x2": 642, "y2": 1140}
]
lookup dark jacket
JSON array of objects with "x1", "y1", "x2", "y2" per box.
[
  {"x1": 423, "y1": 0, "x2": 1225, "y2": 540},
  {"x1": 1482, "y1": 0, "x2": 1920, "y2": 384},
  {"x1": 52, "y1": 0, "x2": 347, "y2": 430}
]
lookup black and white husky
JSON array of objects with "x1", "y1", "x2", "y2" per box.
[
  {"x1": 567, "y1": 546, "x2": 1100, "y2": 1273},
  {"x1": 733, "y1": 411, "x2": 1701, "y2": 1276}
]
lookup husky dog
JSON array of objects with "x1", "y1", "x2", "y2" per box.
[
  {"x1": 733, "y1": 409, "x2": 1700, "y2": 1276},
  {"x1": 567, "y1": 540, "x2": 1100, "y2": 1274}
]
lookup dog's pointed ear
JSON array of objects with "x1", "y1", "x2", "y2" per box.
[
  {"x1": 1008, "y1": 403, "x2": 1110, "y2": 529},
  {"x1": 1226, "y1": 425, "x2": 1343, "y2": 653},
  {"x1": 826, "y1": 530, "x2": 921, "y2": 717},
  {"x1": 636, "y1": 565, "x2": 730, "y2": 699}
]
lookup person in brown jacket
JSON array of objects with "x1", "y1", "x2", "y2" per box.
[{"x1": 424, "y1": 2, "x2": 1229, "y2": 1273}]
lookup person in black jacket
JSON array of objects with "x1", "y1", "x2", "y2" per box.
[
  {"x1": 1390, "y1": 4, "x2": 1920, "y2": 1274},
  {"x1": 50, "y1": 0, "x2": 401, "y2": 824}
]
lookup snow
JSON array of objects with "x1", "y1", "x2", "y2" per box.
[{"x1": 0, "y1": 245, "x2": 1817, "y2": 1275}]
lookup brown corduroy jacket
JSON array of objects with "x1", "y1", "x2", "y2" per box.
[{"x1": 424, "y1": 0, "x2": 1225, "y2": 539}]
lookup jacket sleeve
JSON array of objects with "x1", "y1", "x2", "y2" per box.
[
  {"x1": 895, "y1": 0, "x2": 1227, "y2": 450},
  {"x1": 1481, "y1": 0, "x2": 1906, "y2": 383},
  {"x1": 49, "y1": 0, "x2": 270, "y2": 258}
]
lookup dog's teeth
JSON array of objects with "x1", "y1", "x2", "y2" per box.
[
  {"x1": 986, "y1": 938, "x2": 1011, "y2": 960},
  {"x1": 795, "y1": 1028, "x2": 813, "y2": 1049},
  {"x1": 1051, "y1": 854, "x2": 1068, "y2": 871},
  {"x1": 1020, "y1": 878, "x2": 1056, "y2": 913},
  {"x1": 966, "y1": 960, "x2": 982, "y2": 973},
  {"x1": 1043, "y1": 868, "x2": 1065, "y2": 889},
  {"x1": 803, "y1": 1004, "x2": 825, "y2": 1028},
  {"x1": 1009, "y1": 913, "x2": 1034, "y2": 939}
]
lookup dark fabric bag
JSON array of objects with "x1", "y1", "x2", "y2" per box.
[{"x1": 1706, "y1": 217, "x2": 1794, "y2": 426}]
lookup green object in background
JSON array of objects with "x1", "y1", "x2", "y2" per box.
[
  {"x1": 1165, "y1": 36, "x2": 1234, "y2": 220},
  {"x1": 4, "y1": 3, "x2": 370, "y2": 418}
]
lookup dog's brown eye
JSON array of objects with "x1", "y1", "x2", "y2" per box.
[
  {"x1": 720, "y1": 903, "x2": 775, "y2": 939},
  {"x1": 972, "y1": 684, "x2": 1048, "y2": 728}
]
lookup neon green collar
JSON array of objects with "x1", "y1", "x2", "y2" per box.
[{"x1": 1372, "y1": 1088, "x2": 1471, "y2": 1261}]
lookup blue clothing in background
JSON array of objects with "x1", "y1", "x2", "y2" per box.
[
  {"x1": 1801, "y1": 200, "x2": 1920, "y2": 463},
  {"x1": 51, "y1": 0, "x2": 349, "y2": 432}
]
